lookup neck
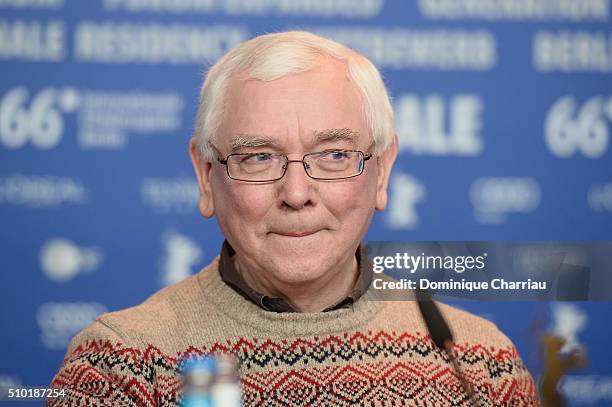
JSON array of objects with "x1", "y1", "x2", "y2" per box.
[{"x1": 235, "y1": 254, "x2": 359, "y2": 313}]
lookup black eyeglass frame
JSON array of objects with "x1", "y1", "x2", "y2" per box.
[{"x1": 216, "y1": 150, "x2": 373, "y2": 182}]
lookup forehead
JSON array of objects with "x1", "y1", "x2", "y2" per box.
[{"x1": 217, "y1": 58, "x2": 369, "y2": 151}]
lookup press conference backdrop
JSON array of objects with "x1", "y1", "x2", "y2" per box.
[{"x1": 1, "y1": 0, "x2": 612, "y2": 404}]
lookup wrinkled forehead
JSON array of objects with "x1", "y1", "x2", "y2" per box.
[
  {"x1": 225, "y1": 128, "x2": 369, "y2": 154},
  {"x1": 217, "y1": 59, "x2": 371, "y2": 153}
]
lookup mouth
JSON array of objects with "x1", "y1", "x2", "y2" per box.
[{"x1": 270, "y1": 230, "x2": 322, "y2": 238}]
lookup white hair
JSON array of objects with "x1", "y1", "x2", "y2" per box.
[{"x1": 195, "y1": 31, "x2": 394, "y2": 160}]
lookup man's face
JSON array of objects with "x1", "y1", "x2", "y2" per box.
[{"x1": 191, "y1": 57, "x2": 396, "y2": 286}]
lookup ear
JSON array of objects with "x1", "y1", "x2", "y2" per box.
[
  {"x1": 189, "y1": 137, "x2": 215, "y2": 218},
  {"x1": 375, "y1": 133, "x2": 398, "y2": 211}
]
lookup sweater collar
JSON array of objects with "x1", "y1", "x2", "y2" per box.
[{"x1": 218, "y1": 240, "x2": 373, "y2": 313}]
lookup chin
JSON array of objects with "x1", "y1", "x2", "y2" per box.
[{"x1": 269, "y1": 258, "x2": 331, "y2": 285}]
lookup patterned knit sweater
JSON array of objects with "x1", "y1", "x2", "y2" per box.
[{"x1": 48, "y1": 257, "x2": 540, "y2": 406}]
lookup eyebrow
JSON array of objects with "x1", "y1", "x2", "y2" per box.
[
  {"x1": 228, "y1": 128, "x2": 360, "y2": 153},
  {"x1": 314, "y1": 128, "x2": 360, "y2": 145},
  {"x1": 229, "y1": 135, "x2": 278, "y2": 152}
]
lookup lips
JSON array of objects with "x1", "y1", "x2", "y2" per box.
[{"x1": 270, "y1": 229, "x2": 323, "y2": 237}]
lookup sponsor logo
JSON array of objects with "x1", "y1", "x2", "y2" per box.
[
  {"x1": 0, "y1": 0, "x2": 63, "y2": 8},
  {"x1": 386, "y1": 172, "x2": 426, "y2": 229},
  {"x1": 396, "y1": 94, "x2": 483, "y2": 156},
  {"x1": 77, "y1": 90, "x2": 184, "y2": 149},
  {"x1": 561, "y1": 375, "x2": 612, "y2": 404},
  {"x1": 74, "y1": 22, "x2": 249, "y2": 64},
  {"x1": 534, "y1": 30, "x2": 612, "y2": 73},
  {"x1": 588, "y1": 182, "x2": 612, "y2": 211},
  {"x1": 160, "y1": 231, "x2": 203, "y2": 286},
  {"x1": 548, "y1": 302, "x2": 612, "y2": 404},
  {"x1": 102, "y1": 0, "x2": 383, "y2": 17},
  {"x1": 545, "y1": 96, "x2": 611, "y2": 158},
  {"x1": 0, "y1": 87, "x2": 78, "y2": 149},
  {"x1": 0, "y1": 19, "x2": 65, "y2": 61},
  {"x1": 36, "y1": 302, "x2": 107, "y2": 349},
  {"x1": 0, "y1": 86, "x2": 187, "y2": 150},
  {"x1": 141, "y1": 177, "x2": 199, "y2": 214},
  {"x1": 0, "y1": 374, "x2": 22, "y2": 399},
  {"x1": 419, "y1": 0, "x2": 609, "y2": 21},
  {"x1": 309, "y1": 28, "x2": 496, "y2": 71},
  {"x1": 470, "y1": 177, "x2": 540, "y2": 224},
  {"x1": 0, "y1": 174, "x2": 87, "y2": 207},
  {"x1": 551, "y1": 302, "x2": 587, "y2": 354},
  {"x1": 39, "y1": 238, "x2": 102, "y2": 282}
]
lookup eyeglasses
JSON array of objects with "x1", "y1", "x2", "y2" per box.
[{"x1": 217, "y1": 150, "x2": 373, "y2": 182}]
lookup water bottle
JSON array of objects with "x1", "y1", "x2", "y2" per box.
[
  {"x1": 179, "y1": 355, "x2": 216, "y2": 407},
  {"x1": 211, "y1": 354, "x2": 242, "y2": 407}
]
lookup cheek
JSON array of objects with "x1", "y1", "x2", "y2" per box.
[
  {"x1": 212, "y1": 170, "x2": 273, "y2": 224},
  {"x1": 321, "y1": 174, "x2": 378, "y2": 219}
]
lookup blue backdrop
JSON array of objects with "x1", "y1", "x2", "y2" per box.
[{"x1": 1, "y1": 1, "x2": 612, "y2": 405}]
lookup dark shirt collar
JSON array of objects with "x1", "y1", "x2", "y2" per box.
[{"x1": 218, "y1": 240, "x2": 373, "y2": 313}]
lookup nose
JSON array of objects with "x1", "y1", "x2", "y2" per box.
[{"x1": 277, "y1": 160, "x2": 315, "y2": 210}]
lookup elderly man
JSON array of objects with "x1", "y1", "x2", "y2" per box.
[{"x1": 49, "y1": 31, "x2": 539, "y2": 406}]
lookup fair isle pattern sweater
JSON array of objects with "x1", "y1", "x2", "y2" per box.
[{"x1": 48, "y1": 258, "x2": 540, "y2": 406}]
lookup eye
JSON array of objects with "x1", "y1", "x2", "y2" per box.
[
  {"x1": 322, "y1": 151, "x2": 349, "y2": 160},
  {"x1": 242, "y1": 153, "x2": 272, "y2": 163}
]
